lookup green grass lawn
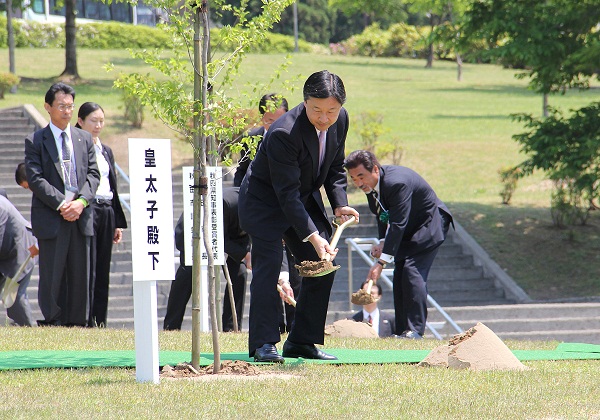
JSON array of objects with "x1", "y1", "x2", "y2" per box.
[
  {"x1": 2, "y1": 48, "x2": 600, "y2": 299},
  {"x1": 1, "y1": 328, "x2": 600, "y2": 419}
]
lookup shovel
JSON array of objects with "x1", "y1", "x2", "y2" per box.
[
  {"x1": 295, "y1": 215, "x2": 358, "y2": 277},
  {"x1": 276, "y1": 284, "x2": 297, "y2": 307},
  {"x1": 1, "y1": 255, "x2": 32, "y2": 309},
  {"x1": 351, "y1": 279, "x2": 376, "y2": 305}
]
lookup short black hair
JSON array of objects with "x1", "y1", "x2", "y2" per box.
[
  {"x1": 303, "y1": 70, "x2": 346, "y2": 105},
  {"x1": 344, "y1": 150, "x2": 381, "y2": 172},
  {"x1": 76, "y1": 102, "x2": 104, "y2": 128},
  {"x1": 259, "y1": 94, "x2": 288, "y2": 115},
  {"x1": 15, "y1": 162, "x2": 27, "y2": 186},
  {"x1": 45, "y1": 82, "x2": 76, "y2": 106},
  {"x1": 360, "y1": 280, "x2": 383, "y2": 297}
]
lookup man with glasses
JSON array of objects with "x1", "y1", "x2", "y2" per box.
[{"x1": 25, "y1": 82, "x2": 100, "y2": 326}]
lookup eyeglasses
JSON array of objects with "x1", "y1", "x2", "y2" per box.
[{"x1": 54, "y1": 104, "x2": 76, "y2": 112}]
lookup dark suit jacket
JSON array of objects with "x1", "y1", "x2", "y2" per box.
[
  {"x1": 0, "y1": 195, "x2": 36, "y2": 281},
  {"x1": 239, "y1": 102, "x2": 349, "y2": 240},
  {"x1": 233, "y1": 126, "x2": 265, "y2": 187},
  {"x1": 174, "y1": 187, "x2": 250, "y2": 265},
  {"x1": 370, "y1": 165, "x2": 452, "y2": 260},
  {"x1": 25, "y1": 125, "x2": 100, "y2": 239},
  {"x1": 351, "y1": 310, "x2": 396, "y2": 337},
  {"x1": 100, "y1": 143, "x2": 127, "y2": 229},
  {"x1": 223, "y1": 187, "x2": 250, "y2": 262}
]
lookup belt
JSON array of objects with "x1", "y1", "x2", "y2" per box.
[{"x1": 93, "y1": 198, "x2": 112, "y2": 206}]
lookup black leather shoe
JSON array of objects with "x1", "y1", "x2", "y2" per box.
[
  {"x1": 282, "y1": 340, "x2": 338, "y2": 360},
  {"x1": 253, "y1": 344, "x2": 284, "y2": 363},
  {"x1": 395, "y1": 330, "x2": 423, "y2": 340}
]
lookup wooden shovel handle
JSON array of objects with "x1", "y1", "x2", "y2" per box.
[
  {"x1": 323, "y1": 216, "x2": 358, "y2": 262},
  {"x1": 277, "y1": 284, "x2": 296, "y2": 307}
]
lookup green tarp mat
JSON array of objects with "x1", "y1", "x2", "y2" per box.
[{"x1": 1, "y1": 343, "x2": 599, "y2": 370}]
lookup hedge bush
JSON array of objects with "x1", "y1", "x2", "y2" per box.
[{"x1": 0, "y1": 16, "x2": 323, "y2": 53}]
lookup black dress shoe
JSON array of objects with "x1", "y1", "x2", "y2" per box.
[
  {"x1": 282, "y1": 340, "x2": 338, "y2": 360},
  {"x1": 395, "y1": 330, "x2": 423, "y2": 340},
  {"x1": 253, "y1": 344, "x2": 284, "y2": 363}
]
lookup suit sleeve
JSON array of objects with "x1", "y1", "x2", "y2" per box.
[
  {"x1": 25, "y1": 132, "x2": 65, "y2": 210},
  {"x1": 78, "y1": 135, "x2": 100, "y2": 203},
  {"x1": 381, "y1": 181, "x2": 413, "y2": 257},
  {"x1": 266, "y1": 129, "x2": 318, "y2": 239},
  {"x1": 323, "y1": 109, "x2": 350, "y2": 210}
]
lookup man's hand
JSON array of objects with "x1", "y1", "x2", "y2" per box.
[
  {"x1": 59, "y1": 200, "x2": 84, "y2": 222},
  {"x1": 28, "y1": 244, "x2": 39, "y2": 257},
  {"x1": 113, "y1": 228, "x2": 123, "y2": 244},
  {"x1": 277, "y1": 279, "x2": 295, "y2": 305},
  {"x1": 308, "y1": 233, "x2": 337, "y2": 260},
  {"x1": 367, "y1": 262, "x2": 383, "y2": 284},
  {"x1": 334, "y1": 206, "x2": 360, "y2": 224},
  {"x1": 370, "y1": 240, "x2": 384, "y2": 259}
]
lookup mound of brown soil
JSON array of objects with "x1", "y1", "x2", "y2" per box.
[
  {"x1": 418, "y1": 322, "x2": 528, "y2": 371},
  {"x1": 324, "y1": 319, "x2": 378, "y2": 338}
]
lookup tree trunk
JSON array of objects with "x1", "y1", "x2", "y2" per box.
[
  {"x1": 456, "y1": 53, "x2": 463, "y2": 82},
  {"x1": 7, "y1": 0, "x2": 17, "y2": 93},
  {"x1": 61, "y1": 0, "x2": 79, "y2": 79},
  {"x1": 543, "y1": 93, "x2": 549, "y2": 118}
]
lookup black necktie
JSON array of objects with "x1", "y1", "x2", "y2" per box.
[
  {"x1": 370, "y1": 190, "x2": 382, "y2": 218},
  {"x1": 61, "y1": 132, "x2": 77, "y2": 188}
]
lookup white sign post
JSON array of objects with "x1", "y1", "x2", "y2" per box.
[
  {"x1": 181, "y1": 166, "x2": 224, "y2": 332},
  {"x1": 128, "y1": 138, "x2": 175, "y2": 384}
]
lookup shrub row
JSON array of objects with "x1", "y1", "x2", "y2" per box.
[{"x1": 0, "y1": 16, "x2": 323, "y2": 53}]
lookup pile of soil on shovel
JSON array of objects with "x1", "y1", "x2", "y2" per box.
[
  {"x1": 295, "y1": 260, "x2": 338, "y2": 277},
  {"x1": 351, "y1": 289, "x2": 375, "y2": 305}
]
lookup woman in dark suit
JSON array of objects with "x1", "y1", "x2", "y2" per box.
[{"x1": 77, "y1": 102, "x2": 127, "y2": 327}]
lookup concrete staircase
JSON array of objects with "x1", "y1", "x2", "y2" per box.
[{"x1": 2, "y1": 105, "x2": 600, "y2": 345}]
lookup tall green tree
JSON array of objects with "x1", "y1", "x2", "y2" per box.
[
  {"x1": 328, "y1": 0, "x2": 408, "y2": 29},
  {"x1": 461, "y1": 0, "x2": 600, "y2": 116}
]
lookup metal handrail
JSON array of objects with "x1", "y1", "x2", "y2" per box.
[
  {"x1": 114, "y1": 162, "x2": 131, "y2": 213},
  {"x1": 345, "y1": 237, "x2": 463, "y2": 339}
]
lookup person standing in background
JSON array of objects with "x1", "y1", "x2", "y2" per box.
[
  {"x1": 349, "y1": 280, "x2": 395, "y2": 337},
  {"x1": 25, "y1": 82, "x2": 100, "y2": 327},
  {"x1": 76, "y1": 102, "x2": 127, "y2": 328},
  {"x1": 233, "y1": 93, "x2": 289, "y2": 187}
]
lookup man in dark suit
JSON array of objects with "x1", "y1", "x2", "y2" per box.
[
  {"x1": 344, "y1": 150, "x2": 453, "y2": 339},
  {"x1": 350, "y1": 280, "x2": 395, "y2": 337},
  {"x1": 238, "y1": 70, "x2": 359, "y2": 362},
  {"x1": 0, "y1": 193, "x2": 38, "y2": 326},
  {"x1": 24, "y1": 82, "x2": 100, "y2": 326},
  {"x1": 163, "y1": 187, "x2": 250, "y2": 331}
]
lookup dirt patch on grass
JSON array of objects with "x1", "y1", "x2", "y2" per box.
[{"x1": 160, "y1": 361, "x2": 298, "y2": 381}]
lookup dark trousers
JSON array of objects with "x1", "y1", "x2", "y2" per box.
[
  {"x1": 393, "y1": 211, "x2": 452, "y2": 336},
  {"x1": 248, "y1": 223, "x2": 334, "y2": 356},
  {"x1": 163, "y1": 256, "x2": 246, "y2": 331},
  {"x1": 88, "y1": 202, "x2": 116, "y2": 327},
  {"x1": 222, "y1": 257, "x2": 248, "y2": 332},
  {"x1": 38, "y1": 221, "x2": 90, "y2": 326},
  {"x1": 163, "y1": 258, "x2": 191, "y2": 331}
]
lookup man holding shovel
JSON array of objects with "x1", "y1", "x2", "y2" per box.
[
  {"x1": 0, "y1": 193, "x2": 38, "y2": 326},
  {"x1": 239, "y1": 70, "x2": 359, "y2": 362},
  {"x1": 344, "y1": 150, "x2": 453, "y2": 339}
]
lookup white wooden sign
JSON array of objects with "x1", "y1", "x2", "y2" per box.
[
  {"x1": 129, "y1": 139, "x2": 175, "y2": 281},
  {"x1": 182, "y1": 166, "x2": 224, "y2": 267}
]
